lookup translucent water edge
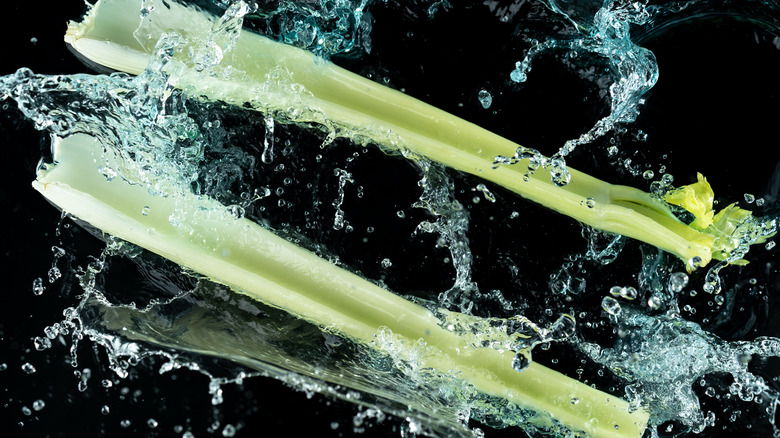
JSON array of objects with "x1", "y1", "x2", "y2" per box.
[{"x1": 3, "y1": 0, "x2": 780, "y2": 437}]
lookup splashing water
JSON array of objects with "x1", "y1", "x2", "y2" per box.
[{"x1": 3, "y1": 0, "x2": 780, "y2": 437}]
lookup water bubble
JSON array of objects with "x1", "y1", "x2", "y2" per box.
[
  {"x1": 183, "y1": 431, "x2": 195, "y2": 438},
  {"x1": 714, "y1": 295, "x2": 725, "y2": 306},
  {"x1": 609, "y1": 286, "x2": 622, "y2": 297},
  {"x1": 642, "y1": 170, "x2": 654, "y2": 180},
  {"x1": 583, "y1": 197, "x2": 596, "y2": 208},
  {"x1": 101, "y1": 405, "x2": 110, "y2": 415},
  {"x1": 602, "y1": 296, "x2": 622, "y2": 316},
  {"x1": 570, "y1": 397, "x2": 580, "y2": 405},
  {"x1": 756, "y1": 197, "x2": 765, "y2": 207},
  {"x1": 21, "y1": 363, "x2": 36, "y2": 374},
  {"x1": 141, "y1": 205, "x2": 151, "y2": 216},
  {"x1": 380, "y1": 258, "x2": 392, "y2": 269},
  {"x1": 477, "y1": 89, "x2": 493, "y2": 109},
  {"x1": 396, "y1": 210, "x2": 406, "y2": 219},
  {"x1": 32, "y1": 399, "x2": 45, "y2": 411},
  {"x1": 222, "y1": 425, "x2": 236, "y2": 437},
  {"x1": 744, "y1": 193, "x2": 756, "y2": 203},
  {"x1": 0, "y1": 363, "x2": 7, "y2": 371},
  {"x1": 148, "y1": 418, "x2": 159, "y2": 429},
  {"x1": 102, "y1": 379, "x2": 113, "y2": 388},
  {"x1": 21, "y1": 406, "x2": 32, "y2": 416},
  {"x1": 120, "y1": 419, "x2": 132, "y2": 428}
]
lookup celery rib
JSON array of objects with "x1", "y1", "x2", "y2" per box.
[
  {"x1": 35, "y1": 133, "x2": 649, "y2": 437},
  {"x1": 65, "y1": 0, "x2": 721, "y2": 267}
]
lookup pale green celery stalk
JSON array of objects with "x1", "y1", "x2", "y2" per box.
[
  {"x1": 35, "y1": 133, "x2": 649, "y2": 437},
  {"x1": 65, "y1": 0, "x2": 718, "y2": 268}
]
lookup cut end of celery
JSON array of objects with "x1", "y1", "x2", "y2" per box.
[{"x1": 60, "y1": 0, "x2": 735, "y2": 272}]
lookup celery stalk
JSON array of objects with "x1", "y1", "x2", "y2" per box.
[
  {"x1": 34, "y1": 133, "x2": 649, "y2": 437},
  {"x1": 64, "y1": 0, "x2": 725, "y2": 267}
]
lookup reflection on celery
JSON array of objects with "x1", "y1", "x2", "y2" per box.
[
  {"x1": 64, "y1": 0, "x2": 772, "y2": 269},
  {"x1": 34, "y1": 133, "x2": 648, "y2": 438}
]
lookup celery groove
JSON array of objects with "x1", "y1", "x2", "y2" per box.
[
  {"x1": 65, "y1": 0, "x2": 731, "y2": 268},
  {"x1": 35, "y1": 133, "x2": 649, "y2": 437}
]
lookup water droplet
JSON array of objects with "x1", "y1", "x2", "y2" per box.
[
  {"x1": 34, "y1": 336, "x2": 51, "y2": 351},
  {"x1": 766, "y1": 241, "x2": 775, "y2": 250},
  {"x1": 101, "y1": 405, "x2": 111, "y2": 415},
  {"x1": 475, "y1": 183, "x2": 496, "y2": 202},
  {"x1": 512, "y1": 353, "x2": 530, "y2": 372},
  {"x1": 621, "y1": 287, "x2": 638, "y2": 301},
  {"x1": 756, "y1": 197, "x2": 765, "y2": 207},
  {"x1": 714, "y1": 295, "x2": 725, "y2": 306},
  {"x1": 601, "y1": 296, "x2": 622, "y2": 316},
  {"x1": 148, "y1": 418, "x2": 159, "y2": 429},
  {"x1": 222, "y1": 425, "x2": 236, "y2": 437},
  {"x1": 642, "y1": 169, "x2": 654, "y2": 180},
  {"x1": 47, "y1": 266, "x2": 61, "y2": 283},
  {"x1": 609, "y1": 286, "x2": 622, "y2": 297},
  {"x1": 477, "y1": 89, "x2": 493, "y2": 109},
  {"x1": 380, "y1": 258, "x2": 392, "y2": 269},
  {"x1": 21, "y1": 406, "x2": 32, "y2": 416},
  {"x1": 570, "y1": 397, "x2": 580, "y2": 404},
  {"x1": 21, "y1": 363, "x2": 36, "y2": 374},
  {"x1": 647, "y1": 295, "x2": 661, "y2": 309},
  {"x1": 120, "y1": 419, "x2": 132, "y2": 428},
  {"x1": 396, "y1": 210, "x2": 406, "y2": 219},
  {"x1": 32, "y1": 399, "x2": 45, "y2": 411},
  {"x1": 667, "y1": 272, "x2": 688, "y2": 293},
  {"x1": 584, "y1": 197, "x2": 596, "y2": 208},
  {"x1": 141, "y1": 206, "x2": 151, "y2": 216},
  {"x1": 183, "y1": 431, "x2": 195, "y2": 438},
  {"x1": 32, "y1": 277, "x2": 45, "y2": 295},
  {"x1": 744, "y1": 193, "x2": 756, "y2": 203},
  {"x1": 227, "y1": 204, "x2": 245, "y2": 219}
]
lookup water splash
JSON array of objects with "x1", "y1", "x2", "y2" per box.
[{"x1": 498, "y1": 0, "x2": 659, "y2": 186}]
